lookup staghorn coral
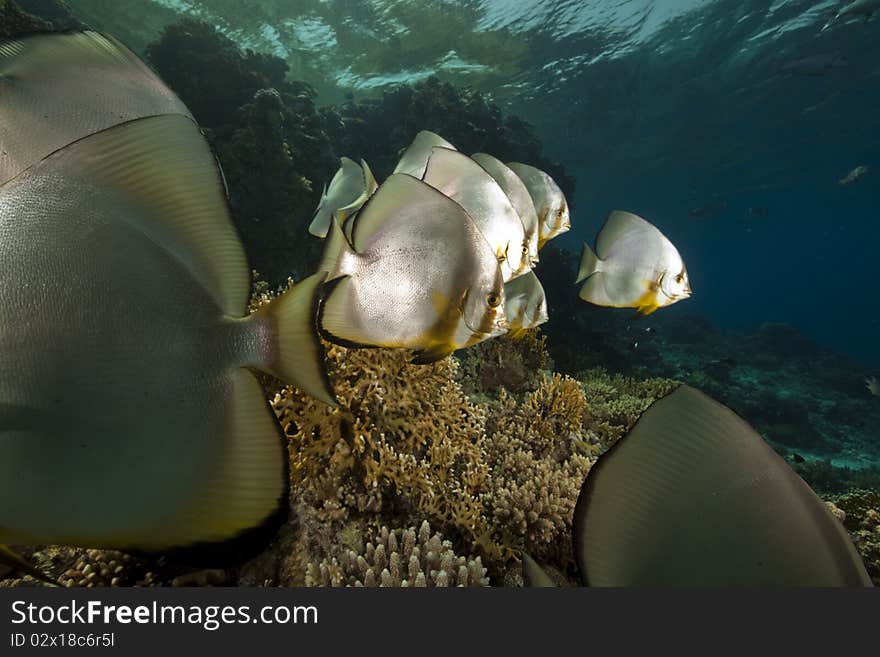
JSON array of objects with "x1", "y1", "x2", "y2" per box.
[
  {"x1": 273, "y1": 344, "x2": 493, "y2": 554},
  {"x1": 305, "y1": 521, "x2": 489, "y2": 587},
  {"x1": 457, "y1": 330, "x2": 553, "y2": 398}
]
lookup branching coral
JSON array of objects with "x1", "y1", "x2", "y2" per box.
[
  {"x1": 481, "y1": 374, "x2": 593, "y2": 564},
  {"x1": 578, "y1": 367, "x2": 679, "y2": 451},
  {"x1": 305, "y1": 521, "x2": 489, "y2": 587},
  {"x1": 273, "y1": 344, "x2": 493, "y2": 553}
]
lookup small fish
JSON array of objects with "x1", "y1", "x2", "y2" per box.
[
  {"x1": 308, "y1": 157, "x2": 378, "y2": 238},
  {"x1": 576, "y1": 211, "x2": 692, "y2": 316},
  {"x1": 317, "y1": 173, "x2": 507, "y2": 363},
  {"x1": 823, "y1": 0, "x2": 879, "y2": 30},
  {"x1": 392, "y1": 130, "x2": 456, "y2": 179},
  {"x1": 839, "y1": 165, "x2": 869, "y2": 186},
  {"x1": 866, "y1": 376, "x2": 880, "y2": 396},
  {"x1": 689, "y1": 199, "x2": 727, "y2": 220},
  {"x1": 506, "y1": 162, "x2": 570, "y2": 249},
  {"x1": 748, "y1": 206, "x2": 769, "y2": 218},
  {"x1": 503, "y1": 270, "x2": 548, "y2": 338},
  {"x1": 0, "y1": 32, "x2": 335, "y2": 555},
  {"x1": 471, "y1": 152, "x2": 540, "y2": 267},
  {"x1": 422, "y1": 148, "x2": 528, "y2": 281}
]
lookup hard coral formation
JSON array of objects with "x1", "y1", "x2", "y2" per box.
[
  {"x1": 457, "y1": 330, "x2": 553, "y2": 398},
  {"x1": 0, "y1": 547, "x2": 158, "y2": 588},
  {"x1": 273, "y1": 344, "x2": 492, "y2": 554},
  {"x1": 579, "y1": 367, "x2": 680, "y2": 451},
  {"x1": 306, "y1": 521, "x2": 489, "y2": 587},
  {"x1": 482, "y1": 375, "x2": 593, "y2": 564},
  {"x1": 826, "y1": 490, "x2": 880, "y2": 585}
]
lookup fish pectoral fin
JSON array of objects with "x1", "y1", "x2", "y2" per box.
[
  {"x1": 635, "y1": 304, "x2": 660, "y2": 317},
  {"x1": 507, "y1": 327, "x2": 528, "y2": 340},
  {"x1": 410, "y1": 344, "x2": 455, "y2": 364},
  {"x1": 0, "y1": 544, "x2": 59, "y2": 586}
]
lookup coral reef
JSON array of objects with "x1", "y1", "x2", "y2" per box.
[
  {"x1": 456, "y1": 330, "x2": 553, "y2": 398},
  {"x1": 321, "y1": 75, "x2": 575, "y2": 198},
  {"x1": 826, "y1": 490, "x2": 880, "y2": 585},
  {"x1": 0, "y1": 547, "x2": 159, "y2": 588},
  {"x1": 481, "y1": 375, "x2": 592, "y2": 565},
  {"x1": 305, "y1": 521, "x2": 489, "y2": 587},
  {"x1": 273, "y1": 344, "x2": 493, "y2": 555}
]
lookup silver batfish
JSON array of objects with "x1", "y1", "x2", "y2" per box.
[
  {"x1": 318, "y1": 173, "x2": 507, "y2": 362},
  {"x1": 423, "y1": 147, "x2": 528, "y2": 281}
]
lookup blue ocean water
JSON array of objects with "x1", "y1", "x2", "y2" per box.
[{"x1": 65, "y1": 0, "x2": 879, "y2": 365}]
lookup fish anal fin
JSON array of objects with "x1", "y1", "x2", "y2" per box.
[{"x1": 157, "y1": 369, "x2": 288, "y2": 554}]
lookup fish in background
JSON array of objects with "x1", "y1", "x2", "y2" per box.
[
  {"x1": 506, "y1": 162, "x2": 570, "y2": 249},
  {"x1": 776, "y1": 52, "x2": 848, "y2": 76},
  {"x1": 523, "y1": 386, "x2": 872, "y2": 587},
  {"x1": 308, "y1": 156, "x2": 377, "y2": 238},
  {"x1": 422, "y1": 147, "x2": 529, "y2": 281},
  {"x1": 823, "y1": 0, "x2": 879, "y2": 30},
  {"x1": 471, "y1": 152, "x2": 541, "y2": 267},
  {"x1": 392, "y1": 129, "x2": 456, "y2": 179},
  {"x1": 318, "y1": 173, "x2": 507, "y2": 363},
  {"x1": 502, "y1": 270, "x2": 548, "y2": 338},
  {"x1": 0, "y1": 32, "x2": 335, "y2": 563},
  {"x1": 839, "y1": 164, "x2": 869, "y2": 185},
  {"x1": 689, "y1": 199, "x2": 727, "y2": 220},
  {"x1": 866, "y1": 376, "x2": 880, "y2": 396},
  {"x1": 576, "y1": 211, "x2": 691, "y2": 316},
  {"x1": 747, "y1": 206, "x2": 769, "y2": 218}
]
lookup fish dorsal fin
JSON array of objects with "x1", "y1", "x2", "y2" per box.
[
  {"x1": 309, "y1": 157, "x2": 367, "y2": 238},
  {"x1": 51, "y1": 114, "x2": 249, "y2": 315},
  {"x1": 595, "y1": 211, "x2": 661, "y2": 260},
  {"x1": 361, "y1": 158, "x2": 378, "y2": 194},
  {"x1": 392, "y1": 130, "x2": 456, "y2": 178},
  {"x1": 573, "y1": 385, "x2": 872, "y2": 587},
  {"x1": 350, "y1": 173, "x2": 446, "y2": 251},
  {"x1": 0, "y1": 31, "x2": 191, "y2": 188}
]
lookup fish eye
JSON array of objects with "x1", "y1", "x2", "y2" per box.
[
  {"x1": 521, "y1": 245, "x2": 529, "y2": 255},
  {"x1": 487, "y1": 293, "x2": 501, "y2": 308},
  {"x1": 675, "y1": 273, "x2": 684, "y2": 284}
]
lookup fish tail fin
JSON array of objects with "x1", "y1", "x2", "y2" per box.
[
  {"x1": 576, "y1": 243, "x2": 600, "y2": 284},
  {"x1": 0, "y1": 545, "x2": 58, "y2": 586},
  {"x1": 253, "y1": 272, "x2": 338, "y2": 407},
  {"x1": 318, "y1": 215, "x2": 357, "y2": 281}
]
